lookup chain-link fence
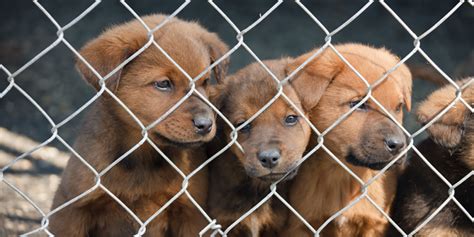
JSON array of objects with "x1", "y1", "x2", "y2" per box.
[{"x1": 1, "y1": 0, "x2": 473, "y2": 236}]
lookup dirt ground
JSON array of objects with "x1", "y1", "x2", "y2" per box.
[
  {"x1": 0, "y1": 0, "x2": 473, "y2": 236},
  {"x1": 0, "y1": 127, "x2": 68, "y2": 236}
]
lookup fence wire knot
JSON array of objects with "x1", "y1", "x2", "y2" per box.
[{"x1": 199, "y1": 219, "x2": 222, "y2": 237}]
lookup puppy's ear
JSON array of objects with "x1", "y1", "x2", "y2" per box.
[
  {"x1": 287, "y1": 49, "x2": 343, "y2": 111},
  {"x1": 76, "y1": 29, "x2": 144, "y2": 91},
  {"x1": 209, "y1": 81, "x2": 228, "y2": 110},
  {"x1": 200, "y1": 33, "x2": 229, "y2": 83},
  {"x1": 417, "y1": 81, "x2": 471, "y2": 148},
  {"x1": 397, "y1": 64, "x2": 412, "y2": 111}
]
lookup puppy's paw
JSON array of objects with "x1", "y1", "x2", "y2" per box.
[{"x1": 417, "y1": 78, "x2": 473, "y2": 148}]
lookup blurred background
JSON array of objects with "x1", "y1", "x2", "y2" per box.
[{"x1": 0, "y1": 0, "x2": 473, "y2": 236}]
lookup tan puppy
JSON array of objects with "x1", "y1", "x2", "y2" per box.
[
  {"x1": 49, "y1": 15, "x2": 229, "y2": 236},
  {"x1": 387, "y1": 79, "x2": 473, "y2": 237},
  {"x1": 283, "y1": 43, "x2": 412, "y2": 237},
  {"x1": 207, "y1": 59, "x2": 315, "y2": 236}
]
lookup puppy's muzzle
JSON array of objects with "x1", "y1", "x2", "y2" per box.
[
  {"x1": 257, "y1": 148, "x2": 281, "y2": 169},
  {"x1": 192, "y1": 115, "x2": 213, "y2": 135},
  {"x1": 383, "y1": 136, "x2": 406, "y2": 155}
]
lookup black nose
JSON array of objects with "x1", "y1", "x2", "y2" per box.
[
  {"x1": 192, "y1": 117, "x2": 213, "y2": 135},
  {"x1": 258, "y1": 149, "x2": 280, "y2": 169},
  {"x1": 384, "y1": 137, "x2": 405, "y2": 154}
]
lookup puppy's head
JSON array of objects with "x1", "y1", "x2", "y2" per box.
[
  {"x1": 289, "y1": 43, "x2": 412, "y2": 170},
  {"x1": 76, "y1": 15, "x2": 229, "y2": 147},
  {"x1": 212, "y1": 59, "x2": 312, "y2": 182},
  {"x1": 417, "y1": 78, "x2": 473, "y2": 168}
]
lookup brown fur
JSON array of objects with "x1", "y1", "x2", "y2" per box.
[
  {"x1": 387, "y1": 78, "x2": 473, "y2": 237},
  {"x1": 207, "y1": 59, "x2": 317, "y2": 236},
  {"x1": 417, "y1": 79, "x2": 473, "y2": 149},
  {"x1": 282, "y1": 43, "x2": 413, "y2": 237},
  {"x1": 49, "y1": 14, "x2": 229, "y2": 237}
]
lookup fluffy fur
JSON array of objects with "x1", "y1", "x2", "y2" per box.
[
  {"x1": 207, "y1": 59, "x2": 316, "y2": 236},
  {"x1": 49, "y1": 14, "x2": 229, "y2": 237},
  {"x1": 282, "y1": 43, "x2": 413, "y2": 237},
  {"x1": 387, "y1": 78, "x2": 473, "y2": 237}
]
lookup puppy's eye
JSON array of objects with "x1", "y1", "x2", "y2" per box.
[
  {"x1": 460, "y1": 124, "x2": 466, "y2": 136},
  {"x1": 395, "y1": 103, "x2": 404, "y2": 113},
  {"x1": 203, "y1": 78, "x2": 210, "y2": 86},
  {"x1": 153, "y1": 80, "x2": 172, "y2": 91},
  {"x1": 236, "y1": 121, "x2": 251, "y2": 133},
  {"x1": 349, "y1": 100, "x2": 368, "y2": 111},
  {"x1": 284, "y1": 115, "x2": 299, "y2": 126}
]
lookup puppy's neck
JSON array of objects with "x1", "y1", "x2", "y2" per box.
[
  {"x1": 316, "y1": 150, "x2": 377, "y2": 182},
  {"x1": 301, "y1": 151, "x2": 395, "y2": 219},
  {"x1": 314, "y1": 150, "x2": 392, "y2": 201}
]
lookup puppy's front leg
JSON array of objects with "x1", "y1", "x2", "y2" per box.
[
  {"x1": 280, "y1": 217, "x2": 313, "y2": 237},
  {"x1": 359, "y1": 222, "x2": 386, "y2": 237},
  {"x1": 281, "y1": 226, "x2": 315, "y2": 237},
  {"x1": 168, "y1": 207, "x2": 207, "y2": 237},
  {"x1": 48, "y1": 158, "x2": 99, "y2": 237},
  {"x1": 221, "y1": 222, "x2": 254, "y2": 237},
  {"x1": 48, "y1": 204, "x2": 91, "y2": 237}
]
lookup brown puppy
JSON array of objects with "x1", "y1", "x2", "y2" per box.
[
  {"x1": 207, "y1": 59, "x2": 316, "y2": 236},
  {"x1": 387, "y1": 79, "x2": 473, "y2": 237},
  {"x1": 49, "y1": 15, "x2": 229, "y2": 236},
  {"x1": 283, "y1": 43, "x2": 412, "y2": 237}
]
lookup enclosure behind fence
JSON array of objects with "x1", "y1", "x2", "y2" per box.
[{"x1": 1, "y1": 0, "x2": 473, "y2": 236}]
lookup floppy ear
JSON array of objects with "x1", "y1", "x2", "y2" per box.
[
  {"x1": 199, "y1": 32, "x2": 229, "y2": 84},
  {"x1": 417, "y1": 82, "x2": 470, "y2": 148},
  {"x1": 208, "y1": 80, "x2": 229, "y2": 110},
  {"x1": 397, "y1": 64, "x2": 413, "y2": 111},
  {"x1": 76, "y1": 28, "x2": 145, "y2": 91},
  {"x1": 403, "y1": 84, "x2": 412, "y2": 112},
  {"x1": 287, "y1": 49, "x2": 343, "y2": 111}
]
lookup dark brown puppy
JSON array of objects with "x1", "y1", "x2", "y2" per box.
[
  {"x1": 283, "y1": 43, "x2": 413, "y2": 237},
  {"x1": 207, "y1": 59, "x2": 315, "y2": 236},
  {"x1": 49, "y1": 15, "x2": 228, "y2": 237},
  {"x1": 387, "y1": 79, "x2": 473, "y2": 237}
]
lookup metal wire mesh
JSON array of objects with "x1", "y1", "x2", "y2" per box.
[{"x1": 1, "y1": 0, "x2": 473, "y2": 236}]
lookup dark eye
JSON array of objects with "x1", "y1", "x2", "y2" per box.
[
  {"x1": 203, "y1": 78, "x2": 210, "y2": 86},
  {"x1": 284, "y1": 115, "x2": 299, "y2": 126},
  {"x1": 460, "y1": 123, "x2": 466, "y2": 136},
  {"x1": 236, "y1": 121, "x2": 251, "y2": 133},
  {"x1": 154, "y1": 80, "x2": 172, "y2": 91},
  {"x1": 349, "y1": 100, "x2": 368, "y2": 111},
  {"x1": 395, "y1": 103, "x2": 404, "y2": 113}
]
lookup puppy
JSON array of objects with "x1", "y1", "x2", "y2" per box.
[
  {"x1": 207, "y1": 59, "x2": 316, "y2": 236},
  {"x1": 49, "y1": 15, "x2": 229, "y2": 236},
  {"x1": 283, "y1": 43, "x2": 413, "y2": 237},
  {"x1": 387, "y1": 79, "x2": 473, "y2": 237}
]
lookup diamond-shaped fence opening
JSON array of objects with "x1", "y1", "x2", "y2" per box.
[{"x1": 1, "y1": 1, "x2": 473, "y2": 236}]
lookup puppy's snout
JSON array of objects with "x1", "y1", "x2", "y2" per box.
[
  {"x1": 192, "y1": 116, "x2": 213, "y2": 135},
  {"x1": 258, "y1": 149, "x2": 280, "y2": 169},
  {"x1": 383, "y1": 136, "x2": 405, "y2": 154}
]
